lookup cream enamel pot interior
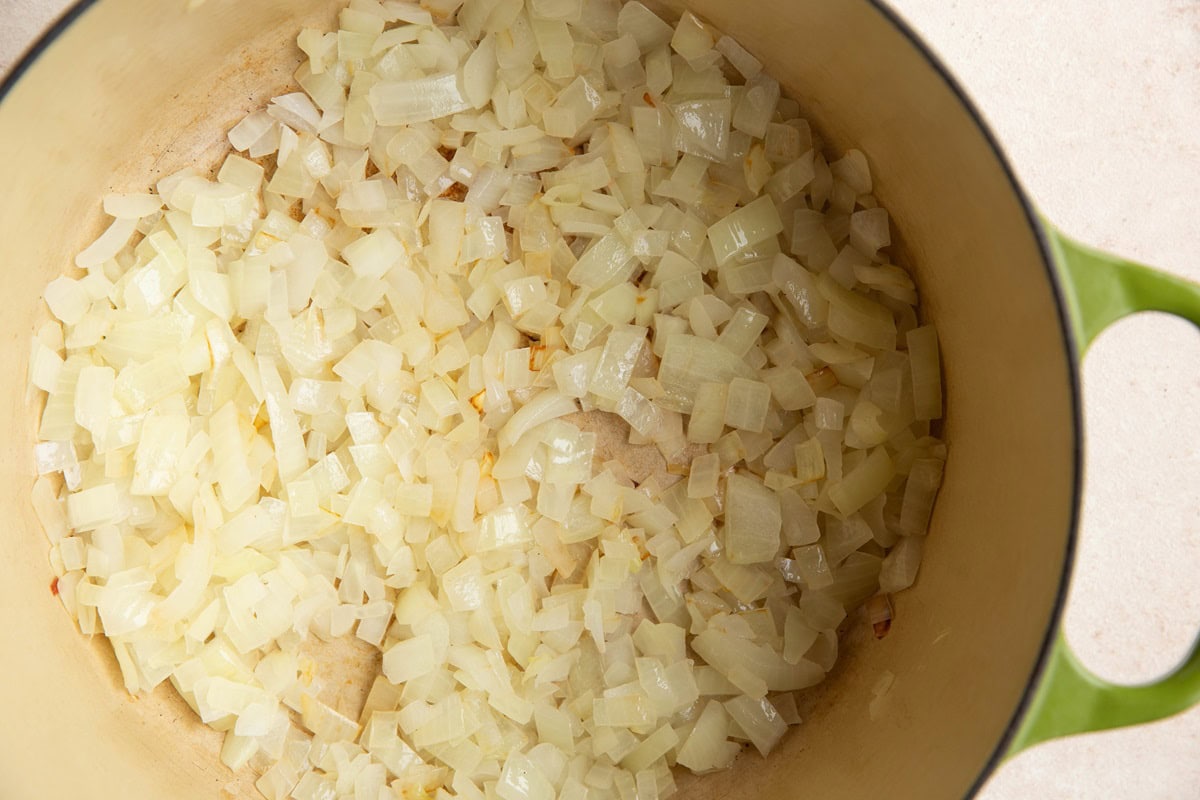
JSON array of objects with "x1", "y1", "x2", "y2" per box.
[{"x1": 5, "y1": 1, "x2": 1200, "y2": 799}]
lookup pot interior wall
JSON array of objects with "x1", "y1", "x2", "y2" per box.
[{"x1": 0, "y1": 1, "x2": 1077, "y2": 798}]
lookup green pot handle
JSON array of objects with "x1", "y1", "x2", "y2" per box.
[{"x1": 1007, "y1": 224, "x2": 1200, "y2": 756}]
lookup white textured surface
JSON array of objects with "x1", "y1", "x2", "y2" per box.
[
  {"x1": 3, "y1": 1, "x2": 1199, "y2": 797},
  {"x1": 887, "y1": 3, "x2": 1200, "y2": 799},
  {"x1": 0, "y1": 0, "x2": 71, "y2": 72}
]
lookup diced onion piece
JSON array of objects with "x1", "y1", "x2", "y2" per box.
[
  {"x1": 828, "y1": 447, "x2": 894, "y2": 517},
  {"x1": 823, "y1": 517, "x2": 874, "y2": 565},
  {"x1": 43, "y1": 277, "x2": 90, "y2": 325},
  {"x1": 616, "y1": 386, "x2": 662, "y2": 438},
  {"x1": 499, "y1": 390, "x2": 577, "y2": 448},
  {"x1": 723, "y1": 378, "x2": 770, "y2": 433},
  {"x1": 66, "y1": 483, "x2": 122, "y2": 531},
  {"x1": 818, "y1": 271, "x2": 897, "y2": 350},
  {"x1": 732, "y1": 74, "x2": 780, "y2": 139},
  {"x1": 849, "y1": 207, "x2": 891, "y2": 256},
  {"x1": 814, "y1": 397, "x2": 844, "y2": 431},
  {"x1": 382, "y1": 634, "x2": 437, "y2": 684},
  {"x1": 34, "y1": 441, "x2": 76, "y2": 479},
  {"x1": 716, "y1": 307, "x2": 768, "y2": 357},
  {"x1": 900, "y1": 457, "x2": 945, "y2": 536},
  {"x1": 658, "y1": 335, "x2": 755, "y2": 412},
  {"x1": 715, "y1": 35, "x2": 762, "y2": 78},
  {"x1": 343, "y1": 229, "x2": 404, "y2": 279},
  {"x1": 590, "y1": 327, "x2": 646, "y2": 402},
  {"x1": 568, "y1": 232, "x2": 637, "y2": 290},
  {"x1": 687, "y1": 452, "x2": 721, "y2": 499},
  {"x1": 794, "y1": 544, "x2": 834, "y2": 590},
  {"x1": 617, "y1": 1, "x2": 674, "y2": 52},
  {"x1": 267, "y1": 92, "x2": 322, "y2": 134},
  {"x1": 879, "y1": 536, "x2": 924, "y2": 593},
  {"x1": 724, "y1": 695, "x2": 787, "y2": 756},
  {"x1": 831, "y1": 149, "x2": 872, "y2": 194},
  {"x1": 907, "y1": 325, "x2": 943, "y2": 421},
  {"x1": 228, "y1": 111, "x2": 274, "y2": 151},
  {"x1": 130, "y1": 415, "x2": 188, "y2": 496},
  {"x1": 847, "y1": 400, "x2": 890, "y2": 448},
  {"x1": 723, "y1": 473, "x2": 781, "y2": 565},
  {"x1": 779, "y1": 489, "x2": 820, "y2": 547},
  {"x1": 686, "y1": 382, "x2": 726, "y2": 444},
  {"x1": 668, "y1": 98, "x2": 730, "y2": 163},
  {"x1": 75, "y1": 216, "x2": 137, "y2": 270},
  {"x1": 783, "y1": 607, "x2": 819, "y2": 664},
  {"x1": 498, "y1": 751, "x2": 556, "y2": 800},
  {"x1": 258, "y1": 358, "x2": 309, "y2": 483},
  {"x1": 103, "y1": 192, "x2": 163, "y2": 219},
  {"x1": 763, "y1": 365, "x2": 816, "y2": 411},
  {"x1": 620, "y1": 723, "x2": 679, "y2": 773},
  {"x1": 670, "y1": 12, "x2": 714, "y2": 62},
  {"x1": 794, "y1": 438, "x2": 826, "y2": 484},
  {"x1": 462, "y1": 34, "x2": 498, "y2": 108},
  {"x1": 676, "y1": 701, "x2": 739, "y2": 772},
  {"x1": 707, "y1": 195, "x2": 783, "y2": 266},
  {"x1": 369, "y1": 73, "x2": 471, "y2": 125}
]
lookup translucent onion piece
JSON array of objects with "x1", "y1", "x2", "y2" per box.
[
  {"x1": 724, "y1": 695, "x2": 787, "y2": 756},
  {"x1": 723, "y1": 473, "x2": 781, "y2": 565},
  {"x1": 907, "y1": 325, "x2": 944, "y2": 421},
  {"x1": 369, "y1": 73, "x2": 472, "y2": 126},
  {"x1": 74, "y1": 216, "x2": 137, "y2": 270},
  {"x1": 707, "y1": 195, "x2": 782, "y2": 266}
]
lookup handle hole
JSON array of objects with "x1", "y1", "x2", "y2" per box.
[{"x1": 1066, "y1": 311, "x2": 1200, "y2": 684}]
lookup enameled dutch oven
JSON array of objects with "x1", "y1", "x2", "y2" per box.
[{"x1": 3, "y1": 1, "x2": 1200, "y2": 798}]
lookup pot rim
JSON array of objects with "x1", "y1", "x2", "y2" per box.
[
  {"x1": 0, "y1": 2, "x2": 1085, "y2": 797},
  {"x1": 848, "y1": 7, "x2": 1081, "y2": 793}
]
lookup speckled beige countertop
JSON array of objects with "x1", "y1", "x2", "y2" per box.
[{"x1": 4, "y1": 1, "x2": 1199, "y2": 798}]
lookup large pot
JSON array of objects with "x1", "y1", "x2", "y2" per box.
[{"x1": 3, "y1": 1, "x2": 1199, "y2": 798}]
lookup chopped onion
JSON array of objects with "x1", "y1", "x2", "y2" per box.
[
  {"x1": 29, "y1": 3, "x2": 948, "y2": 794},
  {"x1": 714, "y1": 35, "x2": 762, "y2": 79},
  {"x1": 686, "y1": 382, "x2": 727, "y2": 444},
  {"x1": 879, "y1": 535, "x2": 924, "y2": 593},
  {"x1": 724, "y1": 694, "x2": 787, "y2": 756},
  {"x1": 723, "y1": 473, "x2": 781, "y2": 565},
  {"x1": 43, "y1": 277, "x2": 91, "y2": 325},
  {"x1": 658, "y1": 335, "x2": 754, "y2": 412},
  {"x1": 907, "y1": 325, "x2": 943, "y2": 421},
  {"x1": 670, "y1": 12, "x2": 714, "y2": 63},
  {"x1": 723, "y1": 377, "x2": 770, "y2": 433},
  {"x1": 707, "y1": 195, "x2": 783, "y2": 266},
  {"x1": 670, "y1": 99, "x2": 731, "y2": 162},
  {"x1": 900, "y1": 457, "x2": 945, "y2": 536},
  {"x1": 733, "y1": 74, "x2": 780, "y2": 140},
  {"x1": 676, "y1": 701, "x2": 739, "y2": 773},
  {"x1": 849, "y1": 207, "x2": 891, "y2": 256},
  {"x1": 617, "y1": 2, "x2": 673, "y2": 52},
  {"x1": 687, "y1": 452, "x2": 721, "y2": 499},
  {"x1": 74, "y1": 216, "x2": 136, "y2": 270}
]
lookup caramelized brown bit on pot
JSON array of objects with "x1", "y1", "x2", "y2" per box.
[
  {"x1": 469, "y1": 390, "x2": 486, "y2": 414},
  {"x1": 440, "y1": 182, "x2": 468, "y2": 201},
  {"x1": 529, "y1": 343, "x2": 549, "y2": 371}
]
